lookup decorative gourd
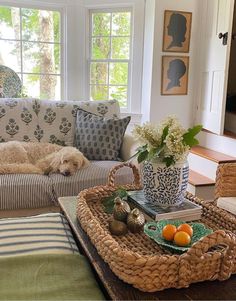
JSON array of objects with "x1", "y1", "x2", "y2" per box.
[
  {"x1": 127, "y1": 208, "x2": 145, "y2": 233},
  {"x1": 113, "y1": 197, "x2": 130, "y2": 222},
  {"x1": 109, "y1": 219, "x2": 128, "y2": 236}
]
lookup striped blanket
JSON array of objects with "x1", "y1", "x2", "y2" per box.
[{"x1": 0, "y1": 213, "x2": 79, "y2": 256}]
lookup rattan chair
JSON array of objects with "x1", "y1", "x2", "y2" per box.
[{"x1": 215, "y1": 163, "x2": 236, "y2": 200}]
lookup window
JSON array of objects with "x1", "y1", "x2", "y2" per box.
[
  {"x1": 89, "y1": 9, "x2": 132, "y2": 109},
  {"x1": 0, "y1": 6, "x2": 61, "y2": 99}
]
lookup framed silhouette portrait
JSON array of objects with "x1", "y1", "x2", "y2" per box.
[
  {"x1": 163, "y1": 10, "x2": 192, "y2": 53},
  {"x1": 161, "y1": 56, "x2": 189, "y2": 95}
]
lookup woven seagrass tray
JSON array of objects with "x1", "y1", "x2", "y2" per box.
[{"x1": 77, "y1": 162, "x2": 236, "y2": 292}]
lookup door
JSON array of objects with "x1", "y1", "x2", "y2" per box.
[{"x1": 196, "y1": 0, "x2": 235, "y2": 134}]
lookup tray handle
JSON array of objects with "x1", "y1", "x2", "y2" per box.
[
  {"x1": 107, "y1": 162, "x2": 142, "y2": 190},
  {"x1": 181, "y1": 230, "x2": 236, "y2": 282}
]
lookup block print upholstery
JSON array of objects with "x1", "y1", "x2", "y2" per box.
[
  {"x1": 0, "y1": 98, "x2": 39, "y2": 143},
  {"x1": 0, "y1": 98, "x2": 120, "y2": 146},
  {"x1": 75, "y1": 109, "x2": 130, "y2": 160}
]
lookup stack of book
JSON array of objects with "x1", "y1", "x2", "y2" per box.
[
  {"x1": 217, "y1": 197, "x2": 236, "y2": 215},
  {"x1": 127, "y1": 190, "x2": 202, "y2": 222}
]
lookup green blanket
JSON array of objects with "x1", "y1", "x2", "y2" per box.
[{"x1": 0, "y1": 254, "x2": 105, "y2": 300}]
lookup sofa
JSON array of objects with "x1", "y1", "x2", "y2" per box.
[{"x1": 0, "y1": 98, "x2": 137, "y2": 214}]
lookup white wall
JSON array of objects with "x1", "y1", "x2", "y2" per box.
[{"x1": 142, "y1": 0, "x2": 200, "y2": 128}]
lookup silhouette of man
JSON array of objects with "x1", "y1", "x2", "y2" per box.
[
  {"x1": 166, "y1": 59, "x2": 186, "y2": 91},
  {"x1": 167, "y1": 13, "x2": 187, "y2": 49}
]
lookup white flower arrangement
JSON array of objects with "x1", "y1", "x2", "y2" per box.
[{"x1": 132, "y1": 116, "x2": 202, "y2": 167}]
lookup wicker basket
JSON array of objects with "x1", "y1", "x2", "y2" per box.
[
  {"x1": 215, "y1": 163, "x2": 236, "y2": 199},
  {"x1": 77, "y1": 162, "x2": 236, "y2": 292}
]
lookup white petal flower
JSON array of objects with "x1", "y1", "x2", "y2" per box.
[{"x1": 132, "y1": 116, "x2": 198, "y2": 166}]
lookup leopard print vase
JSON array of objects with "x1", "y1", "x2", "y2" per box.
[{"x1": 142, "y1": 160, "x2": 189, "y2": 206}]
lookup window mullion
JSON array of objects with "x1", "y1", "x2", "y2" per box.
[
  {"x1": 0, "y1": 37, "x2": 61, "y2": 45},
  {"x1": 89, "y1": 10, "x2": 93, "y2": 100},
  {"x1": 20, "y1": 8, "x2": 23, "y2": 85},
  {"x1": 108, "y1": 12, "x2": 112, "y2": 100},
  {"x1": 90, "y1": 59, "x2": 129, "y2": 63}
]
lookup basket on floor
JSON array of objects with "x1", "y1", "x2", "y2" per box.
[{"x1": 77, "y1": 162, "x2": 236, "y2": 292}]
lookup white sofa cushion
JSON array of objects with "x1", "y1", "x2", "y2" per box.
[
  {"x1": 0, "y1": 161, "x2": 134, "y2": 210},
  {"x1": 0, "y1": 98, "x2": 121, "y2": 146},
  {"x1": 50, "y1": 161, "x2": 134, "y2": 198},
  {"x1": 35, "y1": 100, "x2": 76, "y2": 146},
  {"x1": 0, "y1": 98, "x2": 39, "y2": 143},
  {"x1": 37, "y1": 99, "x2": 121, "y2": 146},
  {"x1": 0, "y1": 174, "x2": 56, "y2": 210}
]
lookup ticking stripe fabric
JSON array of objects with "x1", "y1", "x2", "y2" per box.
[
  {"x1": 0, "y1": 213, "x2": 79, "y2": 256},
  {"x1": 0, "y1": 161, "x2": 133, "y2": 210},
  {"x1": 0, "y1": 174, "x2": 56, "y2": 210},
  {"x1": 50, "y1": 160, "x2": 134, "y2": 198}
]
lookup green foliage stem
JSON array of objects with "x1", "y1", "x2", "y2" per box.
[{"x1": 102, "y1": 188, "x2": 128, "y2": 214}]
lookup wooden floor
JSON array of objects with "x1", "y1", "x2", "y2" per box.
[{"x1": 224, "y1": 129, "x2": 236, "y2": 139}]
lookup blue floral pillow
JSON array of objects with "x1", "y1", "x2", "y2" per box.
[{"x1": 75, "y1": 109, "x2": 130, "y2": 160}]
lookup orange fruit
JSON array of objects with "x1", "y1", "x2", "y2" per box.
[
  {"x1": 174, "y1": 231, "x2": 191, "y2": 246},
  {"x1": 177, "y1": 223, "x2": 193, "y2": 237},
  {"x1": 162, "y1": 224, "x2": 177, "y2": 241}
]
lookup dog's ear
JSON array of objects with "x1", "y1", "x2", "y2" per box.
[
  {"x1": 82, "y1": 156, "x2": 90, "y2": 167},
  {"x1": 50, "y1": 153, "x2": 63, "y2": 171}
]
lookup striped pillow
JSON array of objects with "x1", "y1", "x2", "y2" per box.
[{"x1": 0, "y1": 213, "x2": 79, "y2": 256}]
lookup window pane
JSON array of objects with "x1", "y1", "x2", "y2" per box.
[
  {"x1": 23, "y1": 74, "x2": 61, "y2": 99},
  {"x1": 109, "y1": 86, "x2": 127, "y2": 108},
  {"x1": 22, "y1": 8, "x2": 60, "y2": 42},
  {"x1": 112, "y1": 12, "x2": 131, "y2": 36},
  {"x1": 0, "y1": 40, "x2": 21, "y2": 72},
  {"x1": 111, "y1": 37, "x2": 129, "y2": 59},
  {"x1": 91, "y1": 37, "x2": 110, "y2": 59},
  {"x1": 0, "y1": 6, "x2": 20, "y2": 39},
  {"x1": 90, "y1": 85, "x2": 108, "y2": 100},
  {"x1": 110, "y1": 62, "x2": 128, "y2": 85},
  {"x1": 23, "y1": 42, "x2": 60, "y2": 74},
  {"x1": 92, "y1": 13, "x2": 110, "y2": 36},
  {"x1": 90, "y1": 62, "x2": 108, "y2": 84}
]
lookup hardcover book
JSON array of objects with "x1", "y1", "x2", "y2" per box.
[
  {"x1": 217, "y1": 197, "x2": 236, "y2": 215},
  {"x1": 127, "y1": 190, "x2": 202, "y2": 222}
]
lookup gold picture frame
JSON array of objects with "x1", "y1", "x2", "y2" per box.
[
  {"x1": 163, "y1": 10, "x2": 192, "y2": 53},
  {"x1": 161, "y1": 56, "x2": 189, "y2": 95}
]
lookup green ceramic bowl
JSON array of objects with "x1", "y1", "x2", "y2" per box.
[{"x1": 144, "y1": 220, "x2": 213, "y2": 253}]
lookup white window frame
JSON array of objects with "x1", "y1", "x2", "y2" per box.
[
  {"x1": 0, "y1": 0, "x2": 66, "y2": 99},
  {"x1": 88, "y1": 7, "x2": 133, "y2": 112}
]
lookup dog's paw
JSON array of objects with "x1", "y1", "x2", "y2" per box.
[{"x1": 43, "y1": 167, "x2": 52, "y2": 176}]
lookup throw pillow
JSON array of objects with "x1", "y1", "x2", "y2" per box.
[{"x1": 75, "y1": 109, "x2": 131, "y2": 160}]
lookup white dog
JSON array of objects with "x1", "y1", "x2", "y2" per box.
[{"x1": 0, "y1": 141, "x2": 90, "y2": 176}]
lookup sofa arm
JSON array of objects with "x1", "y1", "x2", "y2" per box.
[{"x1": 120, "y1": 134, "x2": 139, "y2": 162}]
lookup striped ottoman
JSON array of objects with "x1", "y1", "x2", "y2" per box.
[{"x1": 0, "y1": 213, "x2": 79, "y2": 256}]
